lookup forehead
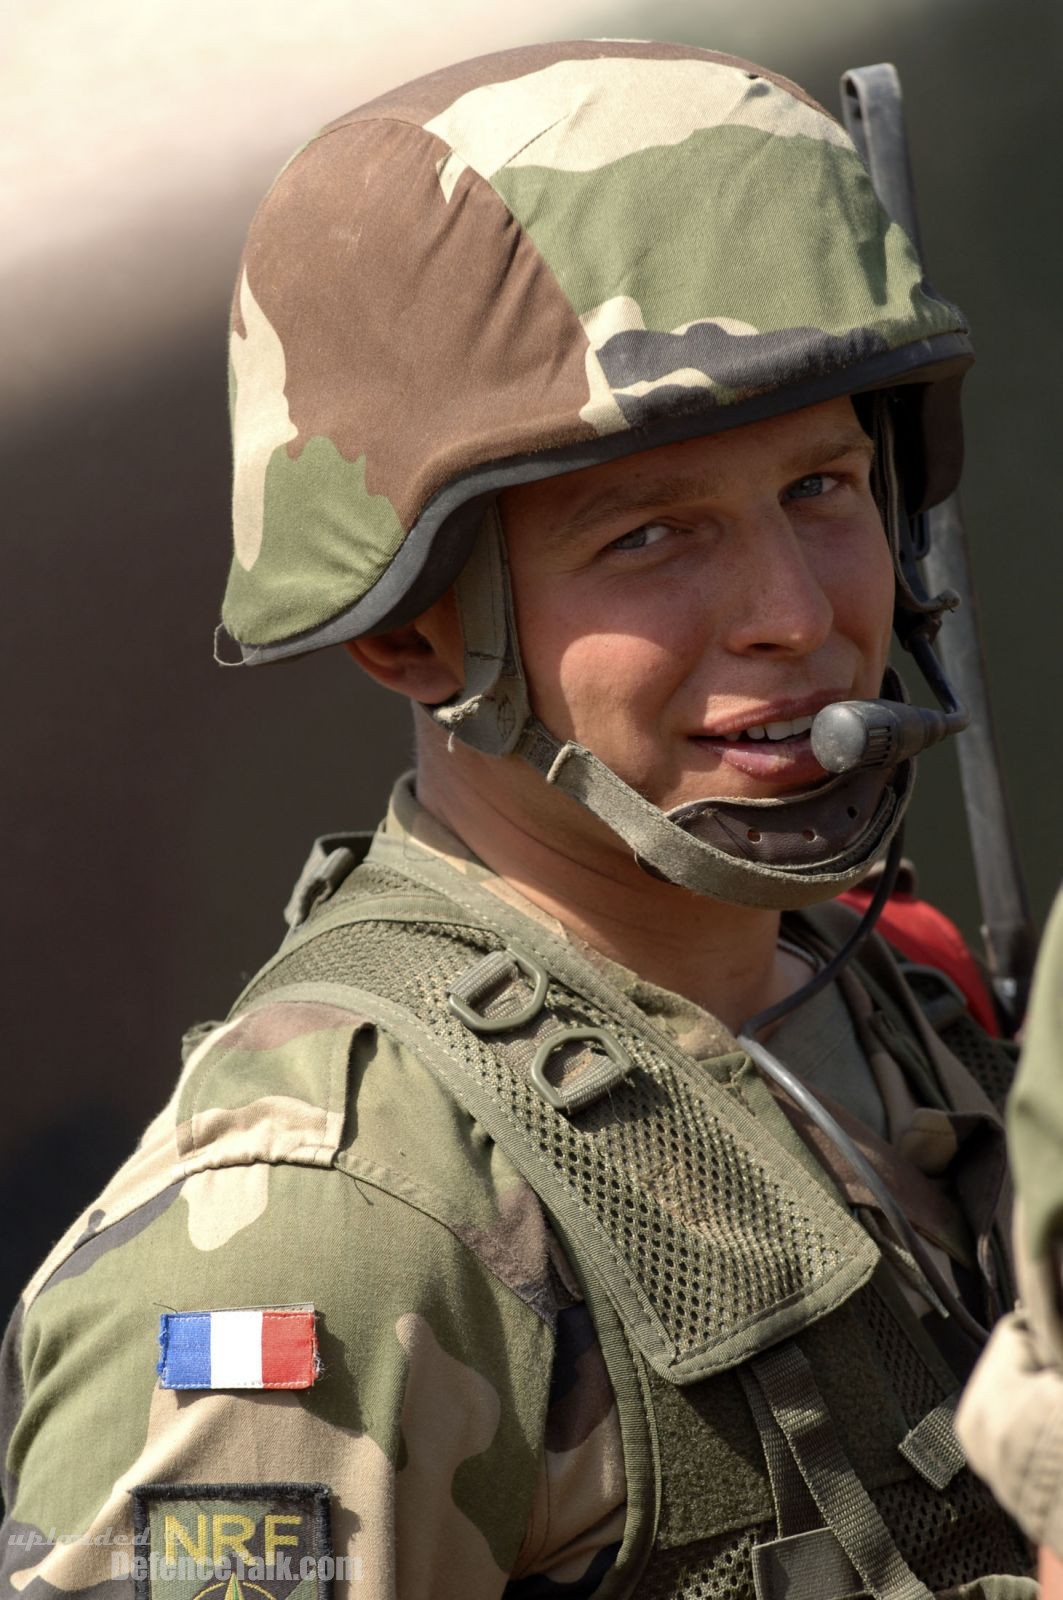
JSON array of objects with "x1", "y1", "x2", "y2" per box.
[{"x1": 498, "y1": 395, "x2": 870, "y2": 535}]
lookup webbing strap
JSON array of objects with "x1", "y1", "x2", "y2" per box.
[
  {"x1": 751, "y1": 1527, "x2": 864, "y2": 1600},
  {"x1": 533, "y1": 1037, "x2": 631, "y2": 1113},
  {"x1": 898, "y1": 1393, "x2": 965, "y2": 1490},
  {"x1": 515, "y1": 718, "x2": 907, "y2": 911},
  {"x1": 738, "y1": 1368, "x2": 819, "y2": 1540},
  {"x1": 283, "y1": 830, "x2": 373, "y2": 932},
  {"x1": 431, "y1": 505, "x2": 530, "y2": 757},
  {"x1": 752, "y1": 1342, "x2": 934, "y2": 1600}
]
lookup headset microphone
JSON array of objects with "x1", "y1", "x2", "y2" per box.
[{"x1": 811, "y1": 698, "x2": 969, "y2": 773}]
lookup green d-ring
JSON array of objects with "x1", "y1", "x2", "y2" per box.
[
  {"x1": 530, "y1": 1027, "x2": 633, "y2": 1112},
  {"x1": 447, "y1": 946, "x2": 549, "y2": 1034}
]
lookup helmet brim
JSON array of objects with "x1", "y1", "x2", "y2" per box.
[{"x1": 228, "y1": 330, "x2": 970, "y2": 664}]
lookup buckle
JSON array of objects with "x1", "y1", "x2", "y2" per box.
[{"x1": 283, "y1": 834, "x2": 364, "y2": 933}]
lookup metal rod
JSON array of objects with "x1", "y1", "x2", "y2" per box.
[{"x1": 840, "y1": 64, "x2": 1037, "y2": 1032}]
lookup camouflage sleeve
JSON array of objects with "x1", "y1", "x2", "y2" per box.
[
  {"x1": 954, "y1": 1302, "x2": 1063, "y2": 1558},
  {"x1": 511, "y1": 1303, "x2": 626, "y2": 1592},
  {"x1": 957, "y1": 889, "x2": 1063, "y2": 1557},
  {"x1": 0, "y1": 1007, "x2": 626, "y2": 1600}
]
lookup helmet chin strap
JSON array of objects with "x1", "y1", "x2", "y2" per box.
[
  {"x1": 431, "y1": 397, "x2": 962, "y2": 911},
  {"x1": 514, "y1": 712, "x2": 912, "y2": 910}
]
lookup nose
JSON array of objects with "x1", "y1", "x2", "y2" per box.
[{"x1": 718, "y1": 505, "x2": 834, "y2": 658}]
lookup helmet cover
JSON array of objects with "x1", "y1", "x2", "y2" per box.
[{"x1": 222, "y1": 39, "x2": 971, "y2": 661}]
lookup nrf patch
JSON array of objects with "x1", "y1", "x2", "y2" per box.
[{"x1": 129, "y1": 1484, "x2": 339, "y2": 1600}]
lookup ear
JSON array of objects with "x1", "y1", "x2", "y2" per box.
[{"x1": 343, "y1": 626, "x2": 462, "y2": 704}]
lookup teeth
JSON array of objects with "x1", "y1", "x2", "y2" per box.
[
  {"x1": 713, "y1": 714, "x2": 816, "y2": 742},
  {"x1": 763, "y1": 715, "x2": 814, "y2": 741}
]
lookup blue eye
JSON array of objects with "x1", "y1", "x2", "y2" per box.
[
  {"x1": 787, "y1": 474, "x2": 836, "y2": 500},
  {"x1": 608, "y1": 522, "x2": 672, "y2": 551}
]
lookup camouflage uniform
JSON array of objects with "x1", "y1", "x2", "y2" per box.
[
  {"x1": 1, "y1": 779, "x2": 1033, "y2": 1597},
  {"x1": 957, "y1": 888, "x2": 1063, "y2": 1555},
  {"x1": 1, "y1": 39, "x2": 1034, "y2": 1600}
]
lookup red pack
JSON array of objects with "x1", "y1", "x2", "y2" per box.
[{"x1": 839, "y1": 885, "x2": 1000, "y2": 1037}]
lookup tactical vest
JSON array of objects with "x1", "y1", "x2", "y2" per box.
[{"x1": 235, "y1": 829, "x2": 1034, "y2": 1600}]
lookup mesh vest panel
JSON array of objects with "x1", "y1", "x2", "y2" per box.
[{"x1": 240, "y1": 860, "x2": 1031, "y2": 1597}]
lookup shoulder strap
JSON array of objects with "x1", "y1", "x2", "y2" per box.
[
  {"x1": 750, "y1": 1341, "x2": 935, "y2": 1600},
  {"x1": 237, "y1": 838, "x2": 880, "y2": 1386}
]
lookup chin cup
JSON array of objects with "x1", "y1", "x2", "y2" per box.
[{"x1": 811, "y1": 698, "x2": 969, "y2": 774}]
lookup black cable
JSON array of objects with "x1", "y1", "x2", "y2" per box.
[{"x1": 742, "y1": 828, "x2": 905, "y2": 1037}]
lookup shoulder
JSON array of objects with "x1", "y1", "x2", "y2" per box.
[
  {"x1": 9, "y1": 1000, "x2": 565, "y2": 1431},
  {"x1": 3, "y1": 1000, "x2": 563, "y2": 1591},
  {"x1": 21, "y1": 997, "x2": 560, "y2": 1321}
]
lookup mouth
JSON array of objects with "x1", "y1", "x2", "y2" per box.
[
  {"x1": 713, "y1": 712, "x2": 816, "y2": 745},
  {"x1": 688, "y1": 695, "x2": 843, "y2": 787}
]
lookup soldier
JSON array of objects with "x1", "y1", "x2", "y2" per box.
[
  {"x1": 0, "y1": 40, "x2": 1035, "y2": 1600},
  {"x1": 957, "y1": 887, "x2": 1063, "y2": 1594}
]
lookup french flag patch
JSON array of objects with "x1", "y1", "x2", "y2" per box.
[{"x1": 157, "y1": 1307, "x2": 319, "y2": 1390}]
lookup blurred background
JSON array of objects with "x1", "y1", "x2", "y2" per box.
[{"x1": 3, "y1": 0, "x2": 1059, "y2": 1319}]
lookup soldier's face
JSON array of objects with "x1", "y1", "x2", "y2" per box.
[{"x1": 498, "y1": 395, "x2": 894, "y2": 808}]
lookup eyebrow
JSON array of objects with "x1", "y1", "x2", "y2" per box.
[{"x1": 547, "y1": 428, "x2": 875, "y2": 544}]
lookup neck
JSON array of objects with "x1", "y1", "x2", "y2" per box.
[{"x1": 414, "y1": 718, "x2": 810, "y2": 1033}]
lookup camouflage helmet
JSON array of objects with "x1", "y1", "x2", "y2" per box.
[{"x1": 222, "y1": 40, "x2": 972, "y2": 908}]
